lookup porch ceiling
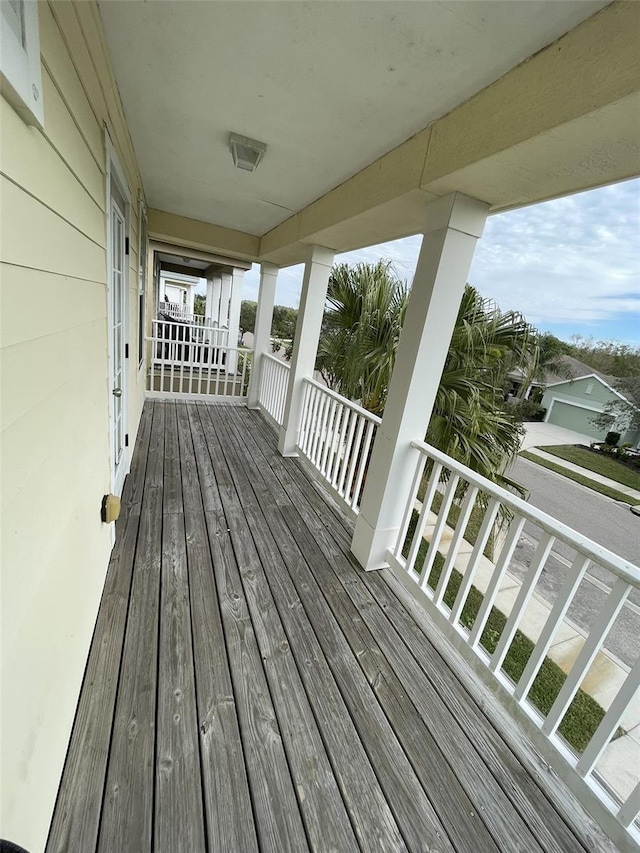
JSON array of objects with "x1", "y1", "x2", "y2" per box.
[{"x1": 98, "y1": 0, "x2": 610, "y2": 240}]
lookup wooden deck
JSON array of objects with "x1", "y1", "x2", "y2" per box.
[{"x1": 46, "y1": 401, "x2": 604, "y2": 853}]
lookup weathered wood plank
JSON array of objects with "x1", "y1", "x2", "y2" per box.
[
  {"x1": 45, "y1": 497, "x2": 139, "y2": 852},
  {"x1": 178, "y1": 402, "x2": 259, "y2": 853},
  {"x1": 243, "y1": 408, "x2": 589, "y2": 853},
  {"x1": 208, "y1": 404, "x2": 454, "y2": 853},
  {"x1": 223, "y1": 407, "x2": 556, "y2": 853},
  {"x1": 155, "y1": 402, "x2": 206, "y2": 853},
  {"x1": 370, "y1": 569, "x2": 597, "y2": 853},
  {"x1": 204, "y1": 405, "x2": 409, "y2": 851},
  {"x1": 192, "y1": 403, "x2": 317, "y2": 853},
  {"x1": 119, "y1": 400, "x2": 153, "y2": 513},
  {"x1": 197, "y1": 403, "x2": 367, "y2": 853},
  {"x1": 96, "y1": 402, "x2": 164, "y2": 853}
]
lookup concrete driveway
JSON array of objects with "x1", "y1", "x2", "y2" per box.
[{"x1": 521, "y1": 421, "x2": 594, "y2": 450}]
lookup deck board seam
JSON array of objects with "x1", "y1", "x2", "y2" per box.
[
  {"x1": 236, "y1": 408, "x2": 555, "y2": 853},
  {"x1": 212, "y1": 403, "x2": 453, "y2": 853},
  {"x1": 207, "y1": 403, "x2": 389, "y2": 853},
  {"x1": 194, "y1": 402, "x2": 311, "y2": 852},
  {"x1": 246, "y1": 406, "x2": 593, "y2": 853}
]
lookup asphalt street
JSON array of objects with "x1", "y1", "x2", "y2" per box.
[{"x1": 505, "y1": 457, "x2": 640, "y2": 667}]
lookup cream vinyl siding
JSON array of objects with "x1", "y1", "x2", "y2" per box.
[{"x1": 0, "y1": 2, "x2": 146, "y2": 849}]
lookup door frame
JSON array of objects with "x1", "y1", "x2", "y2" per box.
[{"x1": 105, "y1": 133, "x2": 131, "y2": 496}]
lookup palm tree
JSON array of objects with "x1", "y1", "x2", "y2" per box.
[
  {"x1": 316, "y1": 261, "x2": 408, "y2": 416},
  {"x1": 427, "y1": 285, "x2": 534, "y2": 491},
  {"x1": 317, "y1": 263, "x2": 535, "y2": 489},
  {"x1": 521, "y1": 332, "x2": 573, "y2": 396}
]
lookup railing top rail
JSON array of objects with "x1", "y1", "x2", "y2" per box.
[
  {"x1": 262, "y1": 352, "x2": 291, "y2": 370},
  {"x1": 146, "y1": 334, "x2": 252, "y2": 355},
  {"x1": 303, "y1": 377, "x2": 383, "y2": 426},
  {"x1": 410, "y1": 438, "x2": 640, "y2": 586}
]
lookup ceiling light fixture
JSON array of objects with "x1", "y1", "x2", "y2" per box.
[{"x1": 229, "y1": 132, "x2": 267, "y2": 172}]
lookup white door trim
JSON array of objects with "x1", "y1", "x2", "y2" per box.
[{"x1": 105, "y1": 133, "x2": 131, "y2": 496}]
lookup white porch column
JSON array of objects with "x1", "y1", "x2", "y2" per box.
[
  {"x1": 220, "y1": 271, "x2": 232, "y2": 341},
  {"x1": 205, "y1": 274, "x2": 222, "y2": 324},
  {"x1": 351, "y1": 193, "x2": 489, "y2": 570},
  {"x1": 247, "y1": 263, "x2": 279, "y2": 409},
  {"x1": 278, "y1": 245, "x2": 335, "y2": 456},
  {"x1": 226, "y1": 267, "x2": 245, "y2": 372}
]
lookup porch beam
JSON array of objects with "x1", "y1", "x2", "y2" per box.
[
  {"x1": 351, "y1": 193, "x2": 489, "y2": 570},
  {"x1": 278, "y1": 245, "x2": 335, "y2": 457},
  {"x1": 247, "y1": 264, "x2": 279, "y2": 409}
]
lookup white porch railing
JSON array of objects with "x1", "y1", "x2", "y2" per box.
[
  {"x1": 161, "y1": 303, "x2": 230, "y2": 339},
  {"x1": 297, "y1": 379, "x2": 381, "y2": 514},
  {"x1": 147, "y1": 319, "x2": 251, "y2": 400},
  {"x1": 257, "y1": 353, "x2": 290, "y2": 426},
  {"x1": 386, "y1": 438, "x2": 640, "y2": 842}
]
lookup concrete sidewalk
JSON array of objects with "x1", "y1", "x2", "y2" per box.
[
  {"x1": 418, "y1": 510, "x2": 639, "y2": 804},
  {"x1": 524, "y1": 447, "x2": 640, "y2": 502}
]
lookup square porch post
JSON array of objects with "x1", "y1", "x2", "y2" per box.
[
  {"x1": 205, "y1": 274, "x2": 222, "y2": 325},
  {"x1": 278, "y1": 245, "x2": 335, "y2": 457},
  {"x1": 247, "y1": 263, "x2": 279, "y2": 409},
  {"x1": 226, "y1": 267, "x2": 245, "y2": 372},
  {"x1": 351, "y1": 193, "x2": 489, "y2": 570},
  {"x1": 220, "y1": 271, "x2": 233, "y2": 339}
]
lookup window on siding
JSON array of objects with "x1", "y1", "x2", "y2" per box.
[
  {"x1": 138, "y1": 200, "x2": 148, "y2": 368},
  {"x1": 0, "y1": 0, "x2": 44, "y2": 127},
  {"x1": 585, "y1": 381, "x2": 595, "y2": 395}
]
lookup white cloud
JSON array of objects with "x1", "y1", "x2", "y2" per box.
[{"x1": 240, "y1": 178, "x2": 640, "y2": 342}]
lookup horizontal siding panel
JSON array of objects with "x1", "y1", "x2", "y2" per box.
[
  {"x1": 0, "y1": 99, "x2": 105, "y2": 247},
  {"x1": 0, "y1": 316, "x2": 108, "y2": 433},
  {"x1": 39, "y1": 0, "x2": 104, "y2": 166},
  {"x1": 74, "y1": 1, "x2": 140, "y2": 192},
  {"x1": 48, "y1": 1, "x2": 110, "y2": 140},
  {"x1": 0, "y1": 264, "x2": 106, "y2": 349},
  {"x1": 0, "y1": 177, "x2": 106, "y2": 283},
  {"x1": 41, "y1": 66, "x2": 106, "y2": 210}
]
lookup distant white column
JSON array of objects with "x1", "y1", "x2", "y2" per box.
[
  {"x1": 205, "y1": 274, "x2": 222, "y2": 325},
  {"x1": 278, "y1": 245, "x2": 334, "y2": 457},
  {"x1": 247, "y1": 263, "x2": 279, "y2": 409},
  {"x1": 220, "y1": 271, "x2": 232, "y2": 340},
  {"x1": 226, "y1": 267, "x2": 245, "y2": 372},
  {"x1": 351, "y1": 193, "x2": 489, "y2": 570}
]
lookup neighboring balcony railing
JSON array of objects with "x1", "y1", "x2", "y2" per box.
[
  {"x1": 257, "y1": 353, "x2": 290, "y2": 426},
  {"x1": 161, "y1": 302, "x2": 225, "y2": 329},
  {"x1": 386, "y1": 438, "x2": 640, "y2": 842},
  {"x1": 297, "y1": 379, "x2": 381, "y2": 514},
  {"x1": 147, "y1": 319, "x2": 251, "y2": 400}
]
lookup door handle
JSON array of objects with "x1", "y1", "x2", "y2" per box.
[{"x1": 112, "y1": 388, "x2": 122, "y2": 397}]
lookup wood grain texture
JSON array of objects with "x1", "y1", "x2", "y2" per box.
[
  {"x1": 97, "y1": 403, "x2": 163, "y2": 853},
  {"x1": 45, "y1": 412, "x2": 153, "y2": 853},
  {"x1": 154, "y1": 404, "x2": 206, "y2": 853},
  {"x1": 179, "y1": 402, "x2": 259, "y2": 853},
  {"x1": 48, "y1": 401, "x2": 596, "y2": 852}
]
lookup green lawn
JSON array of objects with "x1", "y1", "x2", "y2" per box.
[
  {"x1": 402, "y1": 512, "x2": 611, "y2": 753},
  {"x1": 537, "y1": 444, "x2": 640, "y2": 491},
  {"x1": 520, "y1": 451, "x2": 637, "y2": 506}
]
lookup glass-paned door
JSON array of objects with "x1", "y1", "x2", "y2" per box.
[{"x1": 110, "y1": 186, "x2": 127, "y2": 494}]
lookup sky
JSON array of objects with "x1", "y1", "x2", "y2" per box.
[{"x1": 239, "y1": 177, "x2": 640, "y2": 346}]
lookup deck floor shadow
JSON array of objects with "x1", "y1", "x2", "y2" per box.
[{"x1": 46, "y1": 400, "x2": 608, "y2": 853}]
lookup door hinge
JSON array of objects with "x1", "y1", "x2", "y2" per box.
[
  {"x1": 125, "y1": 237, "x2": 130, "y2": 255},
  {"x1": 125, "y1": 433, "x2": 129, "y2": 447},
  {"x1": 125, "y1": 343, "x2": 129, "y2": 359}
]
